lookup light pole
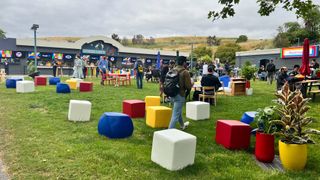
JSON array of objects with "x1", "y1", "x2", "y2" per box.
[
  {"x1": 31, "y1": 24, "x2": 39, "y2": 71},
  {"x1": 296, "y1": 38, "x2": 300, "y2": 46}
]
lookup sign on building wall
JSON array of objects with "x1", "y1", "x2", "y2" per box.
[{"x1": 281, "y1": 46, "x2": 319, "y2": 59}]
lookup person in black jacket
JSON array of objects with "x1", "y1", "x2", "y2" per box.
[
  {"x1": 201, "y1": 66, "x2": 222, "y2": 95},
  {"x1": 277, "y1": 67, "x2": 289, "y2": 90}
]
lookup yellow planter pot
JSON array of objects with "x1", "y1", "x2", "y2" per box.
[{"x1": 279, "y1": 140, "x2": 307, "y2": 170}]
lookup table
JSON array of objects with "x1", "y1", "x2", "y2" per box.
[
  {"x1": 231, "y1": 81, "x2": 246, "y2": 96},
  {"x1": 296, "y1": 79, "x2": 320, "y2": 98},
  {"x1": 108, "y1": 73, "x2": 130, "y2": 87},
  {"x1": 231, "y1": 78, "x2": 246, "y2": 82}
]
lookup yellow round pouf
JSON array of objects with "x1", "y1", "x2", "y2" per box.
[{"x1": 279, "y1": 140, "x2": 307, "y2": 170}]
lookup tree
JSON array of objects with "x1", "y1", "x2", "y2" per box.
[
  {"x1": 146, "y1": 37, "x2": 155, "y2": 45},
  {"x1": 273, "y1": 29, "x2": 290, "y2": 48},
  {"x1": 121, "y1": 37, "x2": 129, "y2": 46},
  {"x1": 208, "y1": 0, "x2": 316, "y2": 21},
  {"x1": 111, "y1": 33, "x2": 120, "y2": 42},
  {"x1": 191, "y1": 46, "x2": 213, "y2": 61},
  {"x1": 207, "y1": 36, "x2": 220, "y2": 46},
  {"x1": 132, "y1": 34, "x2": 144, "y2": 44},
  {"x1": 236, "y1": 35, "x2": 248, "y2": 43},
  {"x1": 214, "y1": 43, "x2": 241, "y2": 64},
  {"x1": 0, "y1": 28, "x2": 6, "y2": 39},
  {"x1": 302, "y1": 6, "x2": 320, "y2": 42}
]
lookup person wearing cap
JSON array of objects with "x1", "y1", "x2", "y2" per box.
[{"x1": 168, "y1": 56, "x2": 192, "y2": 130}]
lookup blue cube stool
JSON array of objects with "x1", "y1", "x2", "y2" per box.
[
  {"x1": 49, "y1": 77, "x2": 61, "y2": 85},
  {"x1": 56, "y1": 83, "x2": 71, "y2": 93},
  {"x1": 219, "y1": 75, "x2": 230, "y2": 87},
  {"x1": 6, "y1": 78, "x2": 22, "y2": 88},
  {"x1": 98, "y1": 112, "x2": 134, "y2": 139},
  {"x1": 240, "y1": 111, "x2": 257, "y2": 124}
]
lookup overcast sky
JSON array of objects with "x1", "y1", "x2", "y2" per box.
[{"x1": 1, "y1": 0, "x2": 318, "y2": 39}]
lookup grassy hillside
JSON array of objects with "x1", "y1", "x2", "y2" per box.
[{"x1": 39, "y1": 36, "x2": 274, "y2": 54}]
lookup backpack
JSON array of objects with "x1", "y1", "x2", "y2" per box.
[
  {"x1": 138, "y1": 65, "x2": 144, "y2": 73},
  {"x1": 163, "y1": 69, "x2": 184, "y2": 97}
]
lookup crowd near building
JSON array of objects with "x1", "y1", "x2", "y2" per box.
[
  {"x1": 0, "y1": 36, "x2": 187, "y2": 75},
  {"x1": 236, "y1": 45, "x2": 320, "y2": 69}
]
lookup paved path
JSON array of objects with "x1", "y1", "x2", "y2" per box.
[{"x1": 0, "y1": 159, "x2": 8, "y2": 180}]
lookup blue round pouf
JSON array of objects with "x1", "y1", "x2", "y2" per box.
[
  {"x1": 6, "y1": 78, "x2": 22, "y2": 88},
  {"x1": 98, "y1": 112, "x2": 134, "y2": 139},
  {"x1": 49, "y1": 77, "x2": 61, "y2": 85},
  {"x1": 240, "y1": 111, "x2": 257, "y2": 124},
  {"x1": 56, "y1": 83, "x2": 71, "y2": 93}
]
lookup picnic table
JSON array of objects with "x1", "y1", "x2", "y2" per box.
[
  {"x1": 296, "y1": 79, "x2": 320, "y2": 98},
  {"x1": 108, "y1": 73, "x2": 130, "y2": 87}
]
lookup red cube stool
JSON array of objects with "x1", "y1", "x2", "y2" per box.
[
  {"x1": 80, "y1": 82, "x2": 93, "y2": 92},
  {"x1": 34, "y1": 76, "x2": 47, "y2": 86},
  {"x1": 123, "y1": 100, "x2": 145, "y2": 118},
  {"x1": 215, "y1": 120, "x2": 251, "y2": 150}
]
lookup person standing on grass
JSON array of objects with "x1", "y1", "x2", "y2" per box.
[
  {"x1": 266, "y1": 59, "x2": 276, "y2": 85},
  {"x1": 72, "y1": 54, "x2": 84, "y2": 79},
  {"x1": 168, "y1": 56, "x2": 192, "y2": 130},
  {"x1": 134, "y1": 59, "x2": 144, "y2": 89},
  {"x1": 52, "y1": 59, "x2": 57, "y2": 77},
  {"x1": 98, "y1": 57, "x2": 108, "y2": 85}
]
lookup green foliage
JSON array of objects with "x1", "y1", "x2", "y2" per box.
[
  {"x1": 215, "y1": 43, "x2": 241, "y2": 64},
  {"x1": 121, "y1": 37, "x2": 129, "y2": 46},
  {"x1": 236, "y1": 35, "x2": 248, "y2": 43},
  {"x1": 208, "y1": 0, "x2": 316, "y2": 21},
  {"x1": 273, "y1": 7, "x2": 320, "y2": 47},
  {"x1": 201, "y1": 55, "x2": 212, "y2": 64},
  {"x1": 190, "y1": 46, "x2": 212, "y2": 62},
  {"x1": 271, "y1": 83, "x2": 320, "y2": 144},
  {"x1": 240, "y1": 61, "x2": 257, "y2": 80},
  {"x1": 111, "y1": 33, "x2": 120, "y2": 42},
  {"x1": 0, "y1": 28, "x2": 6, "y2": 39},
  {"x1": 255, "y1": 106, "x2": 280, "y2": 134},
  {"x1": 207, "y1": 35, "x2": 220, "y2": 46},
  {"x1": 132, "y1": 34, "x2": 144, "y2": 44}
]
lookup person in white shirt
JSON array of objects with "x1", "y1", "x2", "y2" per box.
[{"x1": 202, "y1": 63, "x2": 208, "y2": 75}]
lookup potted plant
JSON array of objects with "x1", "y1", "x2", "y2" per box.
[
  {"x1": 254, "y1": 106, "x2": 280, "y2": 163},
  {"x1": 272, "y1": 82, "x2": 320, "y2": 170},
  {"x1": 241, "y1": 61, "x2": 257, "y2": 95},
  {"x1": 27, "y1": 61, "x2": 40, "y2": 79}
]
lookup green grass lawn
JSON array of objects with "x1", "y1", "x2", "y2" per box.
[{"x1": 0, "y1": 78, "x2": 319, "y2": 179}]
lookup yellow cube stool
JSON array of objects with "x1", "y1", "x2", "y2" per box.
[
  {"x1": 146, "y1": 106, "x2": 172, "y2": 128},
  {"x1": 66, "y1": 79, "x2": 77, "y2": 90},
  {"x1": 145, "y1": 96, "x2": 161, "y2": 110}
]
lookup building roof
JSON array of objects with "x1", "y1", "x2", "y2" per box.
[
  {"x1": 236, "y1": 48, "x2": 280, "y2": 57},
  {"x1": 16, "y1": 36, "x2": 188, "y2": 57}
]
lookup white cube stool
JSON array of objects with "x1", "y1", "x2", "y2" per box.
[
  {"x1": 186, "y1": 101, "x2": 210, "y2": 120},
  {"x1": 246, "y1": 88, "x2": 253, "y2": 96},
  {"x1": 151, "y1": 129, "x2": 197, "y2": 171},
  {"x1": 68, "y1": 100, "x2": 92, "y2": 122},
  {"x1": 71, "y1": 78, "x2": 84, "y2": 88},
  {"x1": 16, "y1": 81, "x2": 35, "y2": 93}
]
